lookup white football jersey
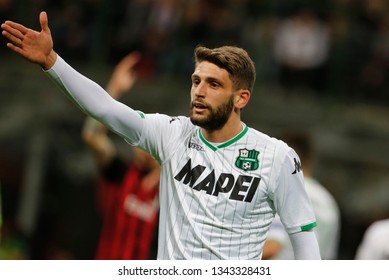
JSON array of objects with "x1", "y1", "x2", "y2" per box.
[
  {"x1": 46, "y1": 56, "x2": 317, "y2": 260},
  {"x1": 136, "y1": 114, "x2": 317, "y2": 260}
]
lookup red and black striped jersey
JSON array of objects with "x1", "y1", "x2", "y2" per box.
[{"x1": 95, "y1": 158, "x2": 159, "y2": 260}]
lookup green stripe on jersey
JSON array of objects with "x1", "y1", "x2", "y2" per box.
[
  {"x1": 199, "y1": 125, "x2": 249, "y2": 151},
  {"x1": 218, "y1": 125, "x2": 248, "y2": 148},
  {"x1": 301, "y1": 222, "x2": 317, "y2": 231},
  {"x1": 199, "y1": 130, "x2": 217, "y2": 151},
  {"x1": 136, "y1": 111, "x2": 145, "y2": 119}
]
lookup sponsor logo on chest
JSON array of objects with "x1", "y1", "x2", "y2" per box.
[{"x1": 174, "y1": 159, "x2": 261, "y2": 203}]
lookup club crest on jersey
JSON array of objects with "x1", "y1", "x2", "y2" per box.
[{"x1": 235, "y1": 149, "x2": 260, "y2": 171}]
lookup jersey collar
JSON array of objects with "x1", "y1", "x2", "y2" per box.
[{"x1": 198, "y1": 124, "x2": 248, "y2": 151}]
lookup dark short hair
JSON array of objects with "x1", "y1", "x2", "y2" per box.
[{"x1": 194, "y1": 45, "x2": 256, "y2": 93}]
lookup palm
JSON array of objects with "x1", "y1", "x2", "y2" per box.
[
  {"x1": 20, "y1": 27, "x2": 53, "y2": 64},
  {"x1": 2, "y1": 12, "x2": 53, "y2": 67}
]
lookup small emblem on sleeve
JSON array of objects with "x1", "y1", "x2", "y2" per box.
[
  {"x1": 292, "y1": 158, "x2": 302, "y2": 174},
  {"x1": 235, "y1": 149, "x2": 260, "y2": 171},
  {"x1": 169, "y1": 117, "x2": 179, "y2": 123},
  {"x1": 136, "y1": 111, "x2": 145, "y2": 119}
]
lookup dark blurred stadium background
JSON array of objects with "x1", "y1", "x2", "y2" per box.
[{"x1": 0, "y1": 0, "x2": 388, "y2": 259}]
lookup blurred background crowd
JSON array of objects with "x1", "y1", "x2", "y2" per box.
[
  {"x1": 1, "y1": 0, "x2": 389, "y2": 101},
  {"x1": 0, "y1": 0, "x2": 388, "y2": 259}
]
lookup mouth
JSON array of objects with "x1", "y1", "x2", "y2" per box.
[
  {"x1": 192, "y1": 101, "x2": 208, "y2": 113},
  {"x1": 192, "y1": 101, "x2": 208, "y2": 114}
]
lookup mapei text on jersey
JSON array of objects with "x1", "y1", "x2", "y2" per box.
[{"x1": 174, "y1": 159, "x2": 260, "y2": 202}]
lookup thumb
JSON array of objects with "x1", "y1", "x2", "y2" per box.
[{"x1": 39, "y1": 11, "x2": 49, "y2": 33}]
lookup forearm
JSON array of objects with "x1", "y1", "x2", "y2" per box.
[
  {"x1": 45, "y1": 55, "x2": 143, "y2": 144},
  {"x1": 289, "y1": 230, "x2": 321, "y2": 260}
]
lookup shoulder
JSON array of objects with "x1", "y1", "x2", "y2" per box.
[
  {"x1": 146, "y1": 113, "x2": 191, "y2": 126},
  {"x1": 142, "y1": 114, "x2": 194, "y2": 134},
  {"x1": 367, "y1": 219, "x2": 389, "y2": 237},
  {"x1": 246, "y1": 127, "x2": 291, "y2": 154},
  {"x1": 359, "y1": 219, "x2": 389, "y2": 252},
  {"x1": 246, "y1": 127, "x2": 298, "y2": 177},
  {"x1": 142, "y1": 113, "x2": 186, "y2": 123}
]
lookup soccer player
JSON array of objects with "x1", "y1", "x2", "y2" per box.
[
  {"x1": 1, "y1": 12, "x2": 321, "y2": 259},
  {"x1": 82, "y1": 52, "x2": 160, "y2": 260},
  {"x1": 355, "y1": 219, "x2": 389, "y2": 259}
]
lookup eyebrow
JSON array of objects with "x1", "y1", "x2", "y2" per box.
[{"x1": 191, "y1": 74, "x2": 224, "y2": 85}]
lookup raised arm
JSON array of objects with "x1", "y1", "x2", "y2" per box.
[
  {"x1": 82, "y1": 52, "x2": 141, "y2": 167},
  {"x1": 2, "y1": 12, "x2": 144, "y2": 145}
]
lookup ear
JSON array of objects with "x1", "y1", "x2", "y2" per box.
[{"x1": 235, "y1": 89, "x2": 250, "y2": 110}]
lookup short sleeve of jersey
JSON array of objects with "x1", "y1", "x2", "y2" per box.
[{"x1": 272, "y1": 147, "x2": 317, "y2": 234}]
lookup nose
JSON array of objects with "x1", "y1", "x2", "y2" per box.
[{"x1": 193, "y1": 81, "x2": 206, "y2": 98}]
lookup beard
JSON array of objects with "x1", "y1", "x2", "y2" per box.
[{"x1": 189, "y1": 95, "x2": 235, "y2": 131}]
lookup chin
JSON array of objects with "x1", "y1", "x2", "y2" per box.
[
  {"x1": 190, "y1": 111, "x2": 202, "y2": 120},
  {"x1": 189, "y1": 115, "x2": 200, "y2": 125},
  {"x1": 190, "y1": 115, "x2": 206, "y2": 126}
]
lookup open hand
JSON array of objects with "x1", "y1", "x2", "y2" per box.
[
  {"x1": 1, "y1": 11, "x2": 56, "y2": 70},
  {"x1": 106, "y1": 52, "x2": 142, "y2": 99}
]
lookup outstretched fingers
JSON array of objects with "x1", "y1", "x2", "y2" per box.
[
  {"x1": 2, "y1": 31, "x2": 22, "y2": 50},
  {"x1": 1, "y1": 22, "x2": 28, "y2": 50},
  {"x1": 2, "y1": 21, "x2": 28, "y2": 40},
  {"x1": 2, "y1": 30, "x2": 23, "y2": 56},
  {"x1": 5, "y1": 40, "x2": 24, "y2": 55}
]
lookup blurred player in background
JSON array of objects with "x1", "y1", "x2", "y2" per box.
[
  {"x1": 82, "y1": 52, "x2": 160, "y2": 260},
  {"x1": 355, "y1": 218, "x2": 389, "y2": 259},
  {"x1": 1, "y1": 12, "x2": 321, "y2": 259},
  {"x1": 263, "y1": 131, "x2": 340, "y2": 260}
]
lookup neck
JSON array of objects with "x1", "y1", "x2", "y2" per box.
[{"x1": 201, "y1": 119, "x2": 243, "y2": 143}]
